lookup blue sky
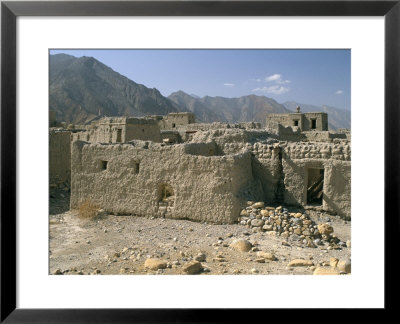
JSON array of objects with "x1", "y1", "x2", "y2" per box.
[{"x1": 50, "y1": 49, "x2": 351, "y2": 110}]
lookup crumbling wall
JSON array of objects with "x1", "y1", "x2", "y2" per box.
[
  {"x1": 71, "y1": 117, "x2": 161, "y2": 143},
  {"x1": 303, "y1": 131, "x2": 347, "y2": 142},
  {"x1": 281, "y1": 142, "x2": 351, "y2": 217},
  {"x1": 160, "y1": 130, "x2": 181, "y2": 144},
  {"x1": 70, "y1": 140, "x2": 255, "y2": 224},
  {"x1": 49, "y1": 129, "x2": 71, "y2": 187},
  {"x1": 125, "y1": 118, "x2": 161, "y2": 143},
  {"x1": 163, "y1": 112, "x2": 195, "y2": 129}
]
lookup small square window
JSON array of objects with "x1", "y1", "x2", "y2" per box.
[{"x1": 101, "y1": 161, "x2": 108, "y2": 170}]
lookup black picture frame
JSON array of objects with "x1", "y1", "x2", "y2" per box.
[{"x1": 1, "y1": 0, "x2": 398, "y2": 322}]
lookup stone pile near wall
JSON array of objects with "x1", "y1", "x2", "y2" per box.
[{"x1": 238, "y1": 201, "x2": 347, "y2": 249}]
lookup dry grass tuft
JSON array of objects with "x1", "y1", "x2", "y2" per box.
[{"x1": 78, "y1": 200, "x2": 99, "y2": 220}]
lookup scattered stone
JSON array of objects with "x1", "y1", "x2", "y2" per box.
[
  {"x1": 230, "y1": 239, "x2": 252, "y2": 252},
  {"x1": 53, "y1": 268, "x2": 63, "y2": 275},
  {"x1": 346, "y1": 240, "x2": 351, "y2": 248},
  {"x1": 182, "y1": 261, "x2": 203, "y2": 274},
  {"x1": 251, "y1": 268, "x2": 259, "y2": 274},
  {"x1": 251, "y1": 219, "x2": 264, "y2": 227},
  {"x1": 318, "y1": 223, "x2": 334, "y2": 235},
  {"x1": 252, "y1": 202, "x2": 265, "y2": 209},
  {"x1": 330, "y1": 257, "x2": 339, "y2": 268},
  {"x1": 287, "y1": 259, "x2": 314, "y2": 267},
  {"x1": 256, "y1": 251, "x2": 276, "y2": 261},
  {"x1": 194, "y1": 253, "x2": 206, "y2": 262},
  {"x1": 144, "y1": 258, "x2": 168, "y2": 270},
  {"x1": 337, "y1": 259, "x2": 351, "y2": 273}
]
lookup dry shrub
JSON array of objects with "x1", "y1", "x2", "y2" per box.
[{"x1": 78, "y1": 200, "x2": 99, "y2": 220}]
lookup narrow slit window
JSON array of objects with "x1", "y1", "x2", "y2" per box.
[{"x1": 134, "y1": 162, "x2": 140, "y2": 174}]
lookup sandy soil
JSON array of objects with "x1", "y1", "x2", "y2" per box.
[{"x1": 49, "y1": 190, "x2": 351, "y2": 275}]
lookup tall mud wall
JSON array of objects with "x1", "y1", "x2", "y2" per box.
[{"x1": 70, "y1": 141, "x2": 255, "y2": 224}]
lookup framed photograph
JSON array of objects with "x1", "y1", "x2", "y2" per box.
[{"x1": 1, "y1": 0, "x2": 398, "y2": 321}]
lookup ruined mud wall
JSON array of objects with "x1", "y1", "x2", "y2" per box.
[
  {"x1": 303, "y1": 131, "x2": 347, "y2": 142},
  {"x1": 281, "y1": 142, "x2": 351, "y2": 217},
  {"x1": 49, "y1": 129, "x2": 71, "y2": 187},
  {"x1": 190, "y1": 129, "x2": 282, "y2": 204},
  {"x1": 71, "y1": 118, "x2": 161, "y2": 144},
  {"x1": 125, "y1": 119, "x2": 161, "y2": 143},
  {"x1": 189, "y1": 129, "x2": 351, "y2": 218},
  {"x1": 70, "y1": 141, "x2": 255, "y2": 224}
]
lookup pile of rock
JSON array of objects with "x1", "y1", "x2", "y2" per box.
[{"x1": 238, "y1": 201, "x2": 346, "y2": 249}]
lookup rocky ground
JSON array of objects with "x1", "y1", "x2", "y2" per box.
[{"x1": 49, "y1": 189, "x2": 351, "y2": 276}]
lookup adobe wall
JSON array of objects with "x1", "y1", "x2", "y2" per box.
[
  {"x1": 281, "y1": 142, "x2": 351, "y2": 217},
  {"x1": 70, "y1": 140, "x2": 255, "y2": 224},
  {"x1": 302, "y1": 113, "x2": 328, "y2": 131},
  {"x1": 71, "y1": 117, "x2": 161, "y2": 143},
  {"x1": 190, "y1": 129, "x2": 283, "y2": 204},
  {"x1": 49, "y1": 129, "x2": 71, "y2": 187},
  {"x1": 162, "y1": 112, "x2": 195, "y2": 129},
  {"x1": 266, "y1": 112, "x2": 328, "y2": 131},
  {"x1": 303, "y1": 131, "x2": 347, "y2": 142},
  {"x1": 190, "y1": 129, "x2": 351, "y2": 218}
]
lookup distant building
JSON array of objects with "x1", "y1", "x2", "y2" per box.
[{"x1": 266, "y1": 107, "x2": 328, "y2": 132}]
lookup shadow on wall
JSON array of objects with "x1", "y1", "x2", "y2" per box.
[
  {"x1": 280, "y1": 154, "x2": 305, "y2": 207},
  {"x1": 251, "y1": 157, "x2": 280, "y2": 204},
  {"x1": 322, "y1": 195, "x2": 341, "y2": 217}
]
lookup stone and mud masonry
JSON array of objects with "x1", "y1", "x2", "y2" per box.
[{"x1": 49, "y1": 193, "x2": 351, "y2": 276}]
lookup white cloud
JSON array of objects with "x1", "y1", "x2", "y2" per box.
[
  {"x1": 252, "y1": 85, "x2": 289, "y2": 95},
  {"x1": 265, "y1": 73, "x2": 291, "y2": 84},
  {"x1": 265, "y1": 74, "x2": 281, "y2": 82},
  {"x1": 223, "y1": 83, "x2": 235, "y2": 87},
  {"x1": 336, "y1": 90, "x2": 344, "y2": 94}
]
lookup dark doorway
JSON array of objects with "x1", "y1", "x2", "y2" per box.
[
  {"x1": 311, "y1": 119, "x2": 317, "y2": 129},
  {"x1": 307, "y1": 168, "x2": 324, "y2": 205},
  {"x1": 116, "y1": 129, "x2": 122, "y2": 142}
]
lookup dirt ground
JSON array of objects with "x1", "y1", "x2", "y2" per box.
[{"x1": 49, "y1": 189, "x2": 351, "y2": 275}]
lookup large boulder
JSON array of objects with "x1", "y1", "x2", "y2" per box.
[{"x1": 230, "y1": 239, "x2": 252, "y2": 252}]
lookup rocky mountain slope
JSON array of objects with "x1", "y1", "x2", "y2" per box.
[
  {"x1": 50, "y1": 54, "x2": 350, "y2": 129},
  {"x1": 50, "y1": 54, "x2": 181, "y2": 124},
  {"x1": 168, "y1": 91, "x2": 291, "y2": 125}
]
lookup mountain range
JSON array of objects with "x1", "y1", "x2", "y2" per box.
[{"x1": 49, "y1": 54, "x2": 350, "y2": 129}]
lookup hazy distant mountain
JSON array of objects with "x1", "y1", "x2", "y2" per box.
[
  {"x1": 168, "y1": 91, "x2": 227, "y2": 123},
  {"x1": 169, "y1": 91, "x2": 291, "y2": 125},
  {"x1": 50, "y1": 54, "x2": 181, "y2": 124},
  {"x1": 283, "y1": 101, "x2": 351, "y2": 130}
]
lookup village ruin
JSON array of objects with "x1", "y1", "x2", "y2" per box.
[{"x1": 49, "y1": 108, "x2": 351, "y2": 225}]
